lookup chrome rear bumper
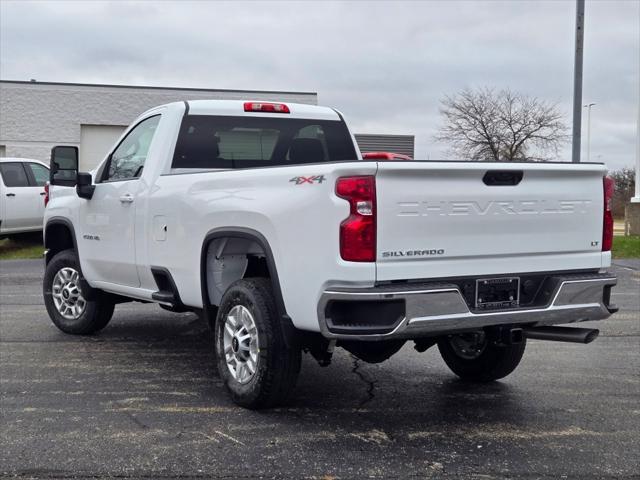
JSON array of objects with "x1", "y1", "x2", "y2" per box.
[{"x1": 318, "y1": 273, "x2": 617, "y2": 341}]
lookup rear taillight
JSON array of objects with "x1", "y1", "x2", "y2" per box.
[
  {"x1": 243, "y1": 102, "x2": 290, "y2": 113},
  {"x1": 336, "y1": 176, "x2": 376, "y2": 262},
  {"x1": 602, "y1": 176, "x2": 615, "y2": 251},
  {"x1": 44, "y1": 181, "x2": 50, "y2": 207}
]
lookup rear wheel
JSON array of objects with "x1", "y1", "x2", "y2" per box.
[
  {"x1": 438, "y1": 331, "x2": 526, "y2": 382},
  {"x1": 43, "y1": 249, "x2": 115, "y2": 334},
  {"x1": 214, "y1": 278, "x2": 301, "y2": 409}
]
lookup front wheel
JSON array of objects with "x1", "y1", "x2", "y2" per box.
[
  {"x1": 214, "y1": 278, "x2": 301, "y2": 409},
  {"x1": 43, "y1": 249, "x2": 115, "y2": 335},
  {"x1": 438, "y1": 331, "x2": 526, "y2": 382}
]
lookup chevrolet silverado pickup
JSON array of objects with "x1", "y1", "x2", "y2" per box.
[{"x1": 43, "y1": 100, "x2": 617, "y2": 409}]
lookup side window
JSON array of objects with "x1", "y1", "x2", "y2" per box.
[
  {"x1": 26, "y1": 163, "x2": 49, "y2": 186},
  {"x1": 104, "y1": 115, "x2": 160, "y2": 182},
  {"x1": 0, "y1": 162, "x2": 30, "y2": 187}
]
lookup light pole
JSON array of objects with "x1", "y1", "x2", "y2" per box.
[
  {"x1": 584, "y1": 103, "x2": 596, "y2": 162},
  {"x1": 571, "y1": 0, "x2": 585, "y2": 163},
  {"x1": 633, "y1": 75, "x2": 640, "y2": 203},
  {"x1": 631, "y1": 94, "x2": 640, "y2": 203}
]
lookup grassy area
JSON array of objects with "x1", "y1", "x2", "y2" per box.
[
  {"x1": 612, "y1": 235, "x2": 640, "y2": 259},
  {"x1": 0, "y1": 233, "x2": 44, "y2": 260}
]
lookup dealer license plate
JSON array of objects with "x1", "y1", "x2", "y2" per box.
[{"x1": 475, "y1": 277, "x2": 520, "y2": 310}]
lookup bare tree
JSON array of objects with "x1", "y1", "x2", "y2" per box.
[
  {"x1": 435, "y1": 87, "x2": 569, "y2": 161},
  {"x1": 609, "y1": 167, "x2": 636, "y2": 218}
]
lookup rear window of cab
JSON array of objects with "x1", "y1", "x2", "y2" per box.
[{"x1": 171, "y1": 115, "x2": 357, "y2": 169}]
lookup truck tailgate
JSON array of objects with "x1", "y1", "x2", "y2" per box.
[{"x1": 375, "y1": 161, "x2": 607, "y2": 281}]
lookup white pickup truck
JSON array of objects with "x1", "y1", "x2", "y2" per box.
[{"x1": 43, "y1": 100, "x2": 617, "y2": 409}]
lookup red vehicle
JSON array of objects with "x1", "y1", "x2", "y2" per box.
[{"x1": 362, "y1": 151, "x2": 412, "y2": 160}]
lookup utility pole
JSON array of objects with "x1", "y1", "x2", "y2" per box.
[
  {"x1": 584, "y1": 103, "x2": 595, "y2": 162},
  {"x1": 572, "y1": 0, "x2": 585, "y2": 163},
  {"x1": 633, "y1": 84, "x2": 640, "y2": 202},
  {"x1": 627, "y1": 72, "x2": 639, "y2": 236}
]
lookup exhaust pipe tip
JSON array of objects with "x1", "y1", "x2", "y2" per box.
[{"x1": 583, "y1": 329, "x2": 599, "y2": 344}]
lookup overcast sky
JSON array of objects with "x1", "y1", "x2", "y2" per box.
[{"x1": 1, "y1": 0, "x2": 638, "y2": 169}]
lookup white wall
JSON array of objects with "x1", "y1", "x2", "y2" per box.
[{"x1": 0, "y1": 81, "x2": 318, "y2": 167}]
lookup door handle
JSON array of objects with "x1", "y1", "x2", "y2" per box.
[
  {"x1": 40, "y1": 192, "x2": 46, "y2": 196},
  {"x1": 6, "y1": 193, "x2": 15, "y2": 197},
  {"x1": 119, "y1": 194, "x2": 134, "y2": 204},
  {"x1": 483, "y1": 170, "x2": 523, "y2": 186}
]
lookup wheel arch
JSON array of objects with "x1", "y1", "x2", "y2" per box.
[
  {"x1": 201, "y1": 227, "x2": 286, "y2": 312},
  {"x1": 43, "y1": 218, "x2": 106, "y2": 301},
  {"x1": 200, "y1": 227, "x2": 294, "y2": 340},
  {"x1": 44, "y1": 217, "x2": 78, "y2": 265}
]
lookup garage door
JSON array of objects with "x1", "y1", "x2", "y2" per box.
[
  {"x1": 80, "y1": 125, "x2": 127, "y2": 171},
  {"x1": 354, "y1": 134, "x2": 415, "y2": 158}
]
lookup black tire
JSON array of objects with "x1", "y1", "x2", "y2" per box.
[
  {"x1": 43, "y1": 249, "x2": 115, "y2": 335},
  {"x1": 214, "y1": 278, "x2": 301, "y2": 409},
  {"x1": 438, "y1": 334, "x2": 526, "y2": 382}
]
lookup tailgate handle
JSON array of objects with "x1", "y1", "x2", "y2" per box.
[{"x1": 483, "y1": 170, "x2": 523, "y2": 186}]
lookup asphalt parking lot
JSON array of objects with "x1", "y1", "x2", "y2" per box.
[{"x1": 1, "y1": 259, "x2": 638, "y2": 479}]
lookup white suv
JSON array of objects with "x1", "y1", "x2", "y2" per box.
[{"x1": 0, "y1": 158, "x2": 49, "y2": 237}]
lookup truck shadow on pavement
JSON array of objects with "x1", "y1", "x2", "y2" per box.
[{"x1": 97, "y1": 307, "x2": 530, "y2": 426}]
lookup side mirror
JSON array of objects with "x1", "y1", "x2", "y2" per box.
[
  {"x1": 76, "y1": 172, "x2": 95, "y2": 200},
  {"x1": 50, "y1": 146, "x2": 79, "y2": 186}
]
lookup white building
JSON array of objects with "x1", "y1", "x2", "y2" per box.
[{"x1": 0, "y1": 80, "x2": 414, "y2": 170}]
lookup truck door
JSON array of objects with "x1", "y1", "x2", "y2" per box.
[
  {"x1": 0, "y1": 161, "x2": 42, "y2": 232},
  {"x1": 78, "y1": 115, "x2": 161, "y2": 288},
  {"x1": 24, "y1": 162, "x2": 50, "y2": 227}
]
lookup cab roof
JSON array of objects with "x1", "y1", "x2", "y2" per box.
[{"x1": 182, "y1": 100, "x2": 341, "y2": 121}]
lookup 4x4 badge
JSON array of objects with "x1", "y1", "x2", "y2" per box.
[{"x1": 289, "y1": 175, "x2": 326, "y2": 185}]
